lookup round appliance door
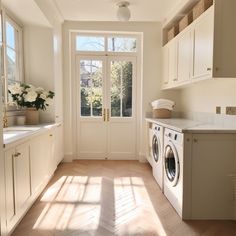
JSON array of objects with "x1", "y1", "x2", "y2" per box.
[
  {"x1": 152, "y1": 134, "x2": 160, "y2": 163},
  {"x1": 164, "y1": 141, "x2": 180, "y2": 187}
]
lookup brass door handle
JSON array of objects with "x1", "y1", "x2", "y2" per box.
[
  {"x1": 103, "y1": 108, "x2": 106, "y2": 122},
  {"x1": 106, "y1": 109, "x2": 110, "y2": 122}
]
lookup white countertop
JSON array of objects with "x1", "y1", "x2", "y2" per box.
[
  {"x1": 3, "y1": 123, "x2": 61, "y2": 148},
  {"x1": 146, "y1": 118, "x2": 236, "y2": 133}
]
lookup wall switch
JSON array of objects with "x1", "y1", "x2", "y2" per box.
[
  {"x1": 216, "y1": 106, "x2": 221, "y2": 114},
  {"x1": 226, "y1": 107, "x2": 236, "y2": 115}
]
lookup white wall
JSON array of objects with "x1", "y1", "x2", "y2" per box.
[
  {"x1": 62, "y1": 21, "x2": 181, "y2": 161},
  {"x1": 179, "y1": 78, "x2": 236, "y2": 114},
  {"x1": 24, "y1": 26, "x2": 55, "y2": 123},
  {"x1": 34, "y1": 0, "x2": 64, "y2": 123}
]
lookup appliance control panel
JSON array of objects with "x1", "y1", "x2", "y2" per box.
[{"x1": 164, "y1": 128, "x2": 183, "y2": 145}]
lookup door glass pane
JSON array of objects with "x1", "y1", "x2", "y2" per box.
[
  {"x1": 6, "y1": 21, "x2": 15, "y2": 49},
  {"x1": 6, "y1": 47, "x2": 17, "y2": 81},
  {"x1": 76, "y1": 36, "x2": 105, "y2": 51},
  {"x1": 108, "y1": 37, "x2": 137, "y2": 52},
  {"x1": 80, "y1": 60, "x2": 103, "y2": 117},
  {"x1": 111, "y1": 61, "x2": 133, "y2": 117}
]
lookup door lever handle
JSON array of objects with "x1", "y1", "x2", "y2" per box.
[
  {"x1": 103, "y1": 109, "x2": 106, "y2": 122},
  {"x1": 107, "y1": 109, "x2": 110, "y2": 122}
]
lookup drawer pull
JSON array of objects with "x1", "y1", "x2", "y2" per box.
[
  {"x1": 14, "y1": 152, "x2": 21, "y2": 157},
  {"x1": 207, "y1": 68, "x2": 212, "y2": 71}
]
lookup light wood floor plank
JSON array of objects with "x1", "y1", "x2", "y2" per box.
[{"x1": 12, "y1": 160, "x2": 236, "y2": 236}]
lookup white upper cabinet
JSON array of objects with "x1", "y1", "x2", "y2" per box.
[
  {"x1": 177, "y1": 29, "x2": 193, "y2": 84},
  {"x1": 162, "y1": 0, "x2": 236, "y2": 89},
  {"x1": 162, "y1": 44, "x2": 169, "y2": 87},
  {"x1": 193, "y1": 6, "x2": 214, "y2": 80},
  {"x1": 169, "y1": 40, "x2": 178, "y2": 84},
  {"x1": 162, "y1": 39, "x2": 178, "y2": 88}
]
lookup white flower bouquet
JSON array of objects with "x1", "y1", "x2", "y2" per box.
[{"x1": 8, "y1": 83, "x2": 55, "y2": 110}]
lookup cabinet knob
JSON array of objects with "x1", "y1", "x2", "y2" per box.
[
  {"x1": 193, "y1": 138, "x2": 198, "y2": 143},
  {"x1": 49, "y1": 134, "x2": 53, "y2": 137},
  {"x1": 207, "y1": 68, "x2": 212, "y2": 71}
]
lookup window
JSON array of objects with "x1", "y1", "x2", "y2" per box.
[
  {"x1": 76, "y1": 36, "x2": 105, "y2": 52},
  {"x1": 1, "y1": 12, "x2": 23, "y2": 104},
  {"x1": 108, "y1": 37, "x2": 137, "y2": 52},
  {"x1": 76, "y1": 34, "x2": 137, "y2": 53}
]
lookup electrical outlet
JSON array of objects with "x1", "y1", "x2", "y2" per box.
[
  {"x1": 226, "y1": 106, "x2": 236, "y2": 115},
  {"x1": 216, "y1": 106, "x2": 221, "y2": 114}
]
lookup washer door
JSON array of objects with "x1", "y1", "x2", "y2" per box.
[
  {"x1": 152, "y1": 134, "x2": 160, "y2": 163},
  {"x1": 164, "y1": 141, "x2": 180, "y2": 187}
]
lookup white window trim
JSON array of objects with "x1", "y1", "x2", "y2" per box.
[{"x1": 1, "y1": 9, "x2": 24, "y2": 108}]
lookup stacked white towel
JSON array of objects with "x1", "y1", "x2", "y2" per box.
[{"x1": 151, "y1": 99, "x2": 175, "y2": 110}]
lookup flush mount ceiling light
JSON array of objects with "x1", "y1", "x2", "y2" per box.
[{"x1": 117, "y1": 1, "x2": 131, "y2": 21}]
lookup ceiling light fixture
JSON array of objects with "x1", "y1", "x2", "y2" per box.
[{"x1": 117, "y1": 1, "x2": 131, "y2": 22}]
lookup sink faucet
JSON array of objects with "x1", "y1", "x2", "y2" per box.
[{"x1": 3, "y1": 105, "x2": 8, "y2": 128}]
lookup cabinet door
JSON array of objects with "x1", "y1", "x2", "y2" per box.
[
  {"x1": 169, "y1": 40, "x2": 178, "y2": 84},
  {"x1": 55, "y1": 124, "x2": 64, "y2": 165},
  {"x1": 42, "y1": 131, "x2": 56, "y2": 177},
  {"x1": 14, "y1": 143, "x2": 31, "y2": 213},
  {"x1": 177, "y1": 29, "x2": 193, "y2": 83},
  {"x1": 193, "y1": 7, "x2": 214, "y2": 79},
  {"x1": 162, "y1": 44, "x2": 169, "y2": 86},
  {"x1": 4, "y1": 148, "x2": 16, "y2": 226},
  {"x1": 30, "y1": 135, "x2": 46, "y2": 194}
]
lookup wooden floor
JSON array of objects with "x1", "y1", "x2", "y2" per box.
[{"x1": 12, "y1": 161, "x2": 236, "y2": 236}]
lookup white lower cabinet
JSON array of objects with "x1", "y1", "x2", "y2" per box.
[
  {"x1": 14, "y1": 143, "x2": 31, "y2": 213},
  {"x1": 3, "y1": 127, "x2": 61, "y2": 235},
  {"x1": 4, "y1": 142, "x2": 31, "y2": 234},
  {"x1": 4, "y1": 148, "x2": 16, "y2": 232},
  {"x1": 54, "y1": 124, "x2": 64, "y2": 165}
]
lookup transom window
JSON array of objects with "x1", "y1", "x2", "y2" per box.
[
  {"x1": 1, "y1": 12, "x2": 23, "y2": 104},
  {"x1": 76, "y1": 34, "x2": 137, "y2": 53}
]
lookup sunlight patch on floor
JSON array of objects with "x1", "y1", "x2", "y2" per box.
[{"x1": 32, "y1": 175, "x2": 167, "y2": 235}]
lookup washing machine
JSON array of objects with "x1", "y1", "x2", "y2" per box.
[
  {"x1": 163, "y1": 128, "x2": 184, "y2": 217},
  {"x1": 151, "y1": 123, "x2": 164, "y2": 190}
]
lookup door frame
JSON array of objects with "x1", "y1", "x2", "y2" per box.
[
  {"x1": 70, "y1": 31, "x2": 143, "y2": 161},
  {"x1": 75, "y1": 54, "x2": 137, "y2": 159}
]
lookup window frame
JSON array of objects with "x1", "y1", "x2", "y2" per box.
[
  {"x1": 1, "y1": 9, "x2": 24, "y2": 107},
  {"x1": 75, "y1": 32, "x2": 139, "y2": 57}
]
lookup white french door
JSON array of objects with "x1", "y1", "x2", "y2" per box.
[{"x1": 76, "y1": 55, "x2": 136, "y2": 160}]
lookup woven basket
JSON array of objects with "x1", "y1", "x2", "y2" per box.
[
  {"x1": 192, "y1": 0, "x2": 213, "y2": 20},
  {"x1": 167, "y1": 25, "x2": 179, "y2": 42},
  {"x1": 153, "y1": 109, "x2": 171, "y2": 119},
  {"x1": 179, "y1": 12, "x2": 193, "y2": 32}
]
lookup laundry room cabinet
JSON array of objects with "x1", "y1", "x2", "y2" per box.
[
  {"x1": 177, "y1": 28, "x2": 192, "y2": 84},
  {"x1": 3, "y1": 125, "x2": 61, "y2": 235},
  {"x1": 192, "y1": 7, "x2": 214, "y2": 80},
  {"x1": 162, "y1": 0, "x2": 236, "y2": 89},
  {"x1": 4, "y1": 142, "x2": 31, "y2": 232},
  {"x1": 189, "y1": 134, "x2": 236, "y2": 219}
]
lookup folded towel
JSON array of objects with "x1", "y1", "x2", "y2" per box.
[
  {"x1": 152, "y1": 104, "x2": 174, "y2": 110},
  {"x1": 151, "y1": 99, "x2": 175, "y2": 110}
]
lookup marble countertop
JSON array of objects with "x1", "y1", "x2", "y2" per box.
[
  {"x1": 3, "y1": 123, "x2": 61, "y2": 148},
  {"x1": 146, "y1": 118, "x2": 236, "y2": 133}
]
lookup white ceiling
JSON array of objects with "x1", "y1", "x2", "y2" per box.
[
  {"x1": 53, "y1": 0, "x2": 183, "y2": 22},
  {"x1": 2, "y1": 0, "x2": 186, "y2": 25}
]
